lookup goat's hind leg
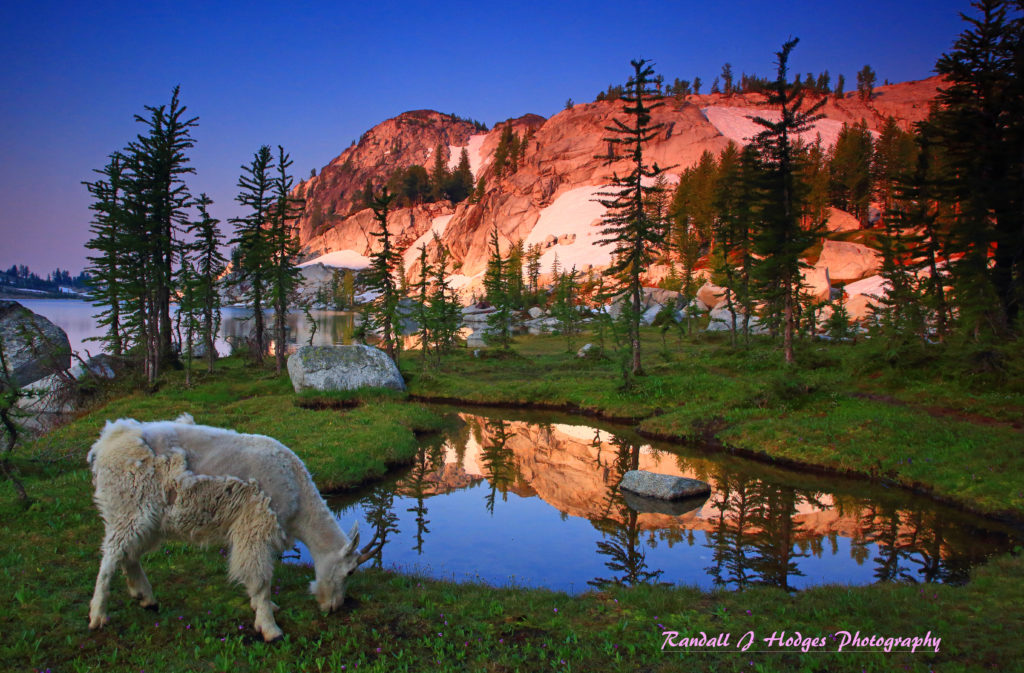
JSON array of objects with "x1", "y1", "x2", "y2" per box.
[{"x1": 123, "y1": 554, "x2": 158, "y2": 610}]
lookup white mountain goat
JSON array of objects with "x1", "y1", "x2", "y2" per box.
[{"x1": 87, "y1": 414, "x2": 381, "y2": 641}]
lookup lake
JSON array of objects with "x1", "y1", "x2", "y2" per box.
[
  {"x1": 294, "y1": 407, "x2": 1020, "y2": 593},
  {"x1": 16, "y1": 299, "x2": 359, "y2": 357}
]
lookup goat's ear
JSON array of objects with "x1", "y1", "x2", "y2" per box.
[
  {"x1": 175, "y1": 413, "x2": 195, "y2": 425},
  {"x1": 347, "y1": 522, "x2": 359, "y2": 553}
]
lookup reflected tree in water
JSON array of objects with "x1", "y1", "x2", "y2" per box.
[
  {"x1": 853, "y1": 504, "x2": 969, "y2": 584},
  {"x1": 398, "y1": 438, "x2": 445, "y2": 555},
  {"x1": 360, "y1": 485, "x2": 399, "y2": 568},
  {"x1": 589, "y1": 435, "x2": 664, "y2": 587},
  {"x1": 704, "y1": 471, "x2": 759, "y2": 589},
  {"x1": 480, "y1": 419, "x2": 518, "y2": 515}
]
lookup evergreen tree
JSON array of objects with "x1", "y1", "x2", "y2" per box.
[
  {"x1": 835, "y1": 73, "x2": 846, "y2": 99},
  {"x1": 930, "y1": 0, "x2": 1023, "y2": 334},
  {"x1": 872, "y1": 117, "x2": 919, "y2": 212},
  {"x1": 597, "y1": 59, "x2": 670, "y2": 375},
  {"x1": 693, "y1": 76, "x2": 702, "y2": 94},
  {"x1": 231, "y1": 146, "x2": 276, "y2": 366},
  {"x1": 429, "y1": 143, "x2": 450, "y2": 201},
  {"x1": 427, "y1": 233, "x2": 462, "y2": 357},
  {"x1": 186, "y1": 193, "x2": 226, "y2": 373},
  {"x1": 83, "y1": 153, "x2": 130, "y2": 357},
  {"x1": 749, "y1": 39, "x2": 827, "y2": 365},
  {"x1": 551, "y1": 266, "x2": 581, "y2": 352},
  {"x1": 525, "y1": 243, "x2": 543, "y2": 300},
  {"x1": 829, "y1": 120, "x2": 875, "y2": 222},
  {"x1": 364, "y1": 187, "x2": 403, "y2": 361},
  {"x1": 268, "y1": 146, "x2": 303, "y2": 375},
  {"x1": 450, "y1": 148, "x2": 474, "y2": 202},
  {"x1": 856, "y1": 65, "x2": 877, "y2": 100},
  {"x1": 410, "y1": 243, "x2": 433, "y2": 363},
  {"x1": 129, "y1": 86, "x2": 198, "y2": 371},
  {"x1": 721, "y1": 63, "x2": 735, "y2": 95},
  {"x1": 483, "y1": 226, "x2": 513, "y2": 349}
]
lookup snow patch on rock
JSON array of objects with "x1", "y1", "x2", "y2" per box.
[
  {"x1": 403, "y1": 214, "x2": 455, "y2": 270},
  {"x1": 702, "y1": 106, "x2": 853, "y2": 149},
  {"x1": 299, "y1": 249, "x2": 371, "y2": 270},
  {"x1": 448, "y1": 134, "x2": 487, "y2": 178},
  {"x1": 525, "y1": 185, "x2": 611, "y2": 274}
]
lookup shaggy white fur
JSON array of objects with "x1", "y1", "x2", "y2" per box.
[{"x1": 87, "y1": 414, "x2": 368, "y2": 642}]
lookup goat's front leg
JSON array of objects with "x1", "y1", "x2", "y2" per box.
[
  {"x1": 247, "y1": 579, "x2": 283, "y2": 642},
  {"x1": 89, "y1": 535, "x2": 127, "y2": 629},
  {"x1": 123, "y1": 556, "x2": 158, "y2": 610}
]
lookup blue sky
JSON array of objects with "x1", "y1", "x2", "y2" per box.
[{"x1": 0, "y1": 0, "x2": 971, "y2": 273}]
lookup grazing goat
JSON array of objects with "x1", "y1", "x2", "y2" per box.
[{"x1": 87, "y1": 414, "x2": 381, "y2": 641}]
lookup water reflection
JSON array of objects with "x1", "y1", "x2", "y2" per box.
[{"x1": 303, "y1": 410, "x2": 1018, "y2": 593}]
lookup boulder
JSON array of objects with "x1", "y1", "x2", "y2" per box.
[
  {"x1": 527, "y1": 306, "x2": 545, "y2": 319},
  {"x1": 0, "y1": 300, "x2": 72, "y2": 388},
  {"x1": 576, "y1": 343, "x2": 599, "y2": 358},
  {"x1": 622, "y1": 491, "x2": 708, "y2": 517},
  {"x1": 824, "y1": 207, "x2": 861, "y2": 232},
  {"x1": 640, "y1": 304, "x2": 663, "y2": 326},
  {"x1": 15, "y1": 372, "x2": 77, "y2": 433},
  {"x1": 695, "y1": 281, "x2": 727, "y2": 310},
  {"x1": 814, "y1": 240, "x2": 880, "y2": 283},
  {"x1": 70, "y1": 354, "x2": 122, "y2": 381},
  {"x1": 287, "y1": 345, "x2": 405, "y2": 393},
  {"x1": 619, "y1": 470, "x2": 711, "y2": 500}
]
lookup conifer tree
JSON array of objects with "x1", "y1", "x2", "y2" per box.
[
  {"x1": 427, "y1": 233, "x2": 462, "y2": 358},
  {"x1": 268, "y1": 146, "x2": 303, "y2": 375},
  {"x1": 410, "y1": 243, "x2": 433, "y2": 363},
  {"x1": 84, "y1": 153, "x2": 130, "y2": 357},
  {"x1": 930, "y1": 0, "x2": 1023, "y2": 334},
  {"x1": 597, "y1": 59, "x2": 670, "y2": 375},
  {"x1": 749, "y1": 39, "x2": 827, "y2": 365},
  {"x1": 483, "y1": 226, "x2": 513, "y2": 349},
  {"x1": 856, "y1": 65, "x2": 877, "y2": 100},
  {"x1": 525, "y1": 243, "x2": 543, "y2": 301},
  {"x1": 186, "y1": 193, "x2": 226, "y2": 373},
  {"x1": 365, "y1": 187, "x2": 403, "y2": 360},
  {"x1": 129, "y1": 86, "x2": 198, "y2": 369},
  {"x1": 829, "y1": 120, "x2": 875, "y2": 223},
  {"x1": 551, "y1": 266, "x2": 581, "y2": 352},
  {"x1": 231, "y1": 146, "x2": 275, "y2": 366}
]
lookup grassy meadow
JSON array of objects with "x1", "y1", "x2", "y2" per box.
[{"x1": 2, "y1": 329, "x2": 1023, "y2": 672}]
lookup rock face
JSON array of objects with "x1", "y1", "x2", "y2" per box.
[
  {"x1": 0, "y1": 300, "x2": 72, "y2": 388},
  {"x1": 295, "y1": 79, "x2": 942, "y2": 294},
  {"x1": 619, "y1": 470, "x2": 711, "y2": 501},
  {"x1": 287, "y1": 345, "x2": 405, "y2": 393}
]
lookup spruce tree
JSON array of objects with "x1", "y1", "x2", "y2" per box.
[
  {"x1": 83, "y1": 153, "x2": 130, "y2": 357},
  {"x1": 856, "y1": 65, "x2": 877, "y2": 100},
  {"x1": 597, "y1": 59, "x2": 670, "y2": 376},
  {"x1": 428, "y1": 233, "x2": 462, "y2": 358},
  {"x1": 749, "y1": 39, "x2": 827, "y2": 365},
  {"x1": 230, "y1": 146, "x2": 276, "y2": 366},
  {"x1": 930, "y1": 0, "x2": 1023, "y2": 334},
  {"x1": 268, "y1": 146, "x2": 303, "y2": 375},
  {"x1": 829, "y1": 120, "x2": 875, "y2": 222},
  {"x1": 410, "y1": 243, "x2": 433, "y2": 363},
  {"x1": 186, "y1": 193, "x2": 226, "y2": 373},
  {"x1": 483, "y1": 226, "x2": 513, "y2": 349},
  {"x1": 129, "y1": 86, "x2": 198, "y2": 370},
  {"x1": 364, "y1": 187, "x2": 403, "y2": 361}
]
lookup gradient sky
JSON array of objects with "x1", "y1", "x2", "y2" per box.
[{"x1": 0, "y1": 0, "x2": 971, "y2": 274}]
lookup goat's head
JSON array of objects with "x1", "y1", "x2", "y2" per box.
[{"x1": 309, "y1": 522, "x2": 384, "y2": 613}]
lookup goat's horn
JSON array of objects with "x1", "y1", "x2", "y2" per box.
[{"x1": 356, "y1": 529, "x2": 384, "y2": 565}]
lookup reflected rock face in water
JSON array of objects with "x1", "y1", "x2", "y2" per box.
[{"x1": 311, "y1": 411, "x2": 1017, "y2": 593}]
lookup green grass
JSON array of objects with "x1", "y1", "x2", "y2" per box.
[{"x1": 2, "y1": 338, "x2": 1023, "y2": 672}]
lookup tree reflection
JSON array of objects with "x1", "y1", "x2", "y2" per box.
[
  {"x1": 361, "y1": 485, "x2": 399, "y2": 568},
  {"x1": 852, "y1": 504, "x2": 970, "y2": 584},
  {"x1": 397, "y1": 438, "x2": 445, "y2": 555},
  {"x1": 480, "y1": 419, "x2": 517, "y2": 515},
  {"x1": 589, "y1": 435, "x2": 665, "y2": 587}
]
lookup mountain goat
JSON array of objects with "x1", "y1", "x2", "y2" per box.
[{"x1": 87, "y1": 414, "x2": 381, "y2": 642}]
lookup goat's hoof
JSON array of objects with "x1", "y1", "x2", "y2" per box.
[
  {"x1": 142, "y1": 602, "x2": 160, "y2": 612},
  {"x1": 264, "y1": 633, "x2": 284, "y2": 644},
  {"x1": 88, "y1": 615, "x2": 109, "y2": 630}
]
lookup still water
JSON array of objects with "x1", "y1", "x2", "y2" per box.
[
  {"x1": 295, "y1": 408, "x2": 1018, "y2": 593},
  {"x1": 16, "y1": 299, "x2": 358, "y2": 357}
]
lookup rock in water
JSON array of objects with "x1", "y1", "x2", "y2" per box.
[
  {"x1": 0, "y1": 300, "x2": 71, "y2": 388},
  {"x1": 619, "y1": 470, "x2": 711, "y2": 500},
  {"x1": 287, "y1": 345, "x2": 405, "y2": 393},
  {"x1": 622, "y1": 491, "x2": 708, "y2": 517}
]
